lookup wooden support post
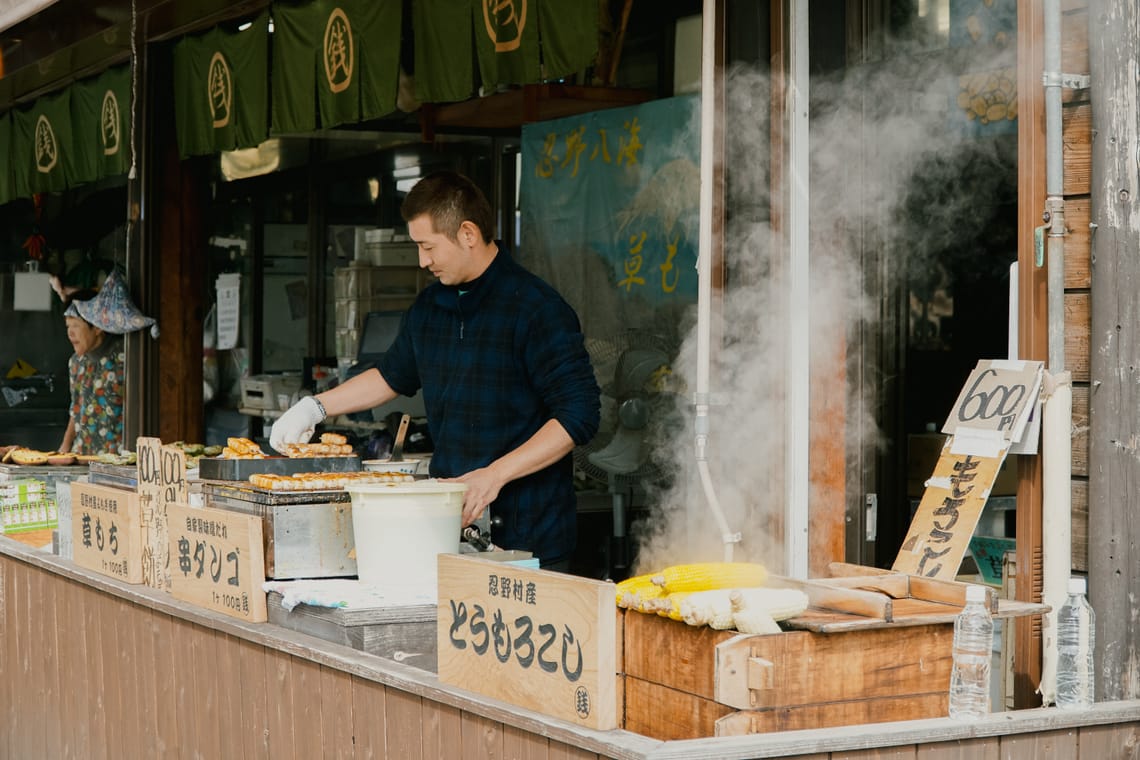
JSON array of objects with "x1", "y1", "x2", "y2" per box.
[{"x1": 1087, "y1": 0, "x2": 1140, "y2": 702}]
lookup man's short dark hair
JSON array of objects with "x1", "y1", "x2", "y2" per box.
[{"x1": 400, "y1": 171, "x2": 495, "y2": 243}]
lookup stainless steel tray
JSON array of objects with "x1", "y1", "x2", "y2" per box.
[
  {"x1": 87, "y1": 463, "x2": 138, "y2": 489},
  {"x1": 198, "y1": 455, "x2": 360, "y2": 481},
  {"x1": 200, "y1": 479, "x2": 350, "y2": 506}
]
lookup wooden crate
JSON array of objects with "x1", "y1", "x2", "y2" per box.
[
  {"x1": 622, "y1": 611, "x2": 953, "y2": 739},
  {"x1": 620, "y1": 564, "x2": 1048, "y2": 739}
]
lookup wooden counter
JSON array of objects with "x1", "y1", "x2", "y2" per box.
[{"x1": 1, "y1": 535, "x2": 1138, "y2": 759}]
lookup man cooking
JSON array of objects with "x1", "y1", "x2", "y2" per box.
[{"x1": 271, "y1": 171, "x2": 600, "y2": 571}]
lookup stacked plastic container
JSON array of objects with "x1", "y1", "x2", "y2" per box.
[{"x1": 333, "y1": 262, "x2": 386, "y2": 373}]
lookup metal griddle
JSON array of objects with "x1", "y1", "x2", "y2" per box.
[
  {"x1": 198, "y1": 455, "x2": 361, "y2": 482},
  {"x1": 199, "y1": 479, "x2": 351, "y2": 506}
]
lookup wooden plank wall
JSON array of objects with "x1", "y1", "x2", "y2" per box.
[
  {"x1": 1061, "y1": 1, "x2": 1091, "y2": 573},
  {"x1": 0, "y1": 557, "x2": 604, "y2": 760},
  {"x1": 4, "y1": 550, "x2": 1140, "y2": 759}
]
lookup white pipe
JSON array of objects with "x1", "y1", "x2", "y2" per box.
[
  {"x1": 784, "y1": 0, "x2": 811, "y2": 579},
  {"x1": 1039, "y1": 371, "x2": 1072, "y2": 706},
  {"x1": 1038, "y1": 0, "x2": 1072, "y2": 704},
  {"x1": 1044, "y1": 0, "x2": 1066, "y2": 372},
  {"x1": 694, "y1": 0, "x2": 739, "y2": 561}
]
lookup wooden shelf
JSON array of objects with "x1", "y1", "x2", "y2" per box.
[{"x1": 421, "y1": 84, "x2": 652, "y2": 136}]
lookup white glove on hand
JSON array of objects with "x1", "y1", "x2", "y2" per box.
[{"x1": 269, "y1": 396, "x2": 326, "y2": 453}]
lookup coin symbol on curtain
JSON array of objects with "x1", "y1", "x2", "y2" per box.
[
  {"x1": 101, "y1": 90, "x2": 121, "y2": 156},
  {"x1": 324, "y1": 8, "x2": 354, "y2": 94},
  {"x1": 208, "y1": 52, "x2": 233, "y2": 129},
  {"x1": 482, "y1": 0, "x2": 527, "y2": 53},
  {"x1": 34, "y1": 114, "x2": 58, "y2": 173}
]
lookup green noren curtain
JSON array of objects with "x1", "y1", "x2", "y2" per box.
[
  {"x1": 173, "y1": 12, "x2": 269, "y2": 159},
  {"x1": 413, "y1": 0, "x2": 475, "y2": 103},
  {"x1": 272, "y1": 0, "x2": 402, "y2": 134},
  {"x1": 11, "y1": 89, "x2": 73, "y2": 194},
  {"x1": 70, "y1": 64, "x2": 132, "y2": 185},
  {"x1": 414, "y1": 0, "x2": 597, "y2": 104},
  {"x1": 472, "y1": 0, "x2": 541, "y2": 91},
  {"x1": 537, "y1": 0, "x2": 597, "y2": 80}
]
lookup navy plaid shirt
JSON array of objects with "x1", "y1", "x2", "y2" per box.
[{"x1": 378, "y1": 246, "x2": 600, "y2": 564}]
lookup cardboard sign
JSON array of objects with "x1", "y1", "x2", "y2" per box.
[
  {"x1": 892, "y1": 438, "x2": 1008, "y2": 580},
  {"x1": 136, "y1": 437, "x2": 187, "y2": 591},
  {"x1": 942, "y1": 359, "x2": 1043, "y2": 444},
  {"x1": 71, "y1": 481, "x2": 144, "y2": 584},
  {"x1": 436, "y1": 554, "x2": 618, "y2": 730},
  {"x1": 167, "y1": 503, "x2": 267, "y2": 623}
]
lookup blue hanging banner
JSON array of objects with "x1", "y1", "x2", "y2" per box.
[{"x1": 520, "y1": 95, "x2": 700, "y2": 333}]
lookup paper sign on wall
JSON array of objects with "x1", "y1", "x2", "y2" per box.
[{"x1": 215, "y1": 272, "x2": 241, "y2": 351}]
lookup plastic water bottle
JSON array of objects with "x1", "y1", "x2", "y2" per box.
[
  {"x1": 949, "y1": 584, "x2": 993, "y2": 720},
  {"x1": 1056, "y1": 576, "x2": 1095, "y2": 709}
]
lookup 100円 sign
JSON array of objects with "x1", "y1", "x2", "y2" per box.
[
  {"x1": 166, "y1": 503, "x2": 268, "y2": 623},
  {"x1": 71, "y1": 480, "x2": 145, "y2": 583},
  {"x1": 436, "y1": 554, "x2": 618, "y2": 730}
]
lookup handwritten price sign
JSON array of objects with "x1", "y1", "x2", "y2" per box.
[
  {"x1": 167, "y1": 503, "x2": 267, "y2": 622},
  {"x1": 71, "y1": 481, "x2": 144, "y2": 583},
  {"x1": 436, "y1": 554, "x2": 618, "y2": 730},
  {"x1": 136, "y1": 437, "x2": 186, "y2": 591},
  {"x1": 943, "y1": 360, "x2": 1043, "y2": 441}
]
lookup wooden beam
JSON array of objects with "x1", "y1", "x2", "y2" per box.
[
  {"x1": 1015, "y1": 0, "x2": 1049, "y2": 708},
  {"x1": 1087, "y1": 0, "x2": 1140, "y2": 702}
]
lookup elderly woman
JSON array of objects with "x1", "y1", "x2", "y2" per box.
[{"x1": 59, "y1": 289, "x2": 126, "y2": 455}]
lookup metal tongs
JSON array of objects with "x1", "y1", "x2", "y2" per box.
[{"x1": 461, "y1": 525, "x2": 500, "y2": 552}]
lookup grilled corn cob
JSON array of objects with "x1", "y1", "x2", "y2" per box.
[
  {"x1": 730, "y1": 591, "x2": 782, "y2": 634},
  {"x1": 680, "y1": 586, "x2": 810, "y2": 631},
  {"x1": 649, "y1": 591, "x2": 695, "y2": 620},
  {"x1": 679, "y1": 589, "x2": 737, "y2": 629},
  {"x1": 742, "y1": 587, "x2": 809, "y2": 622},
  {"x1": 651, "y1": 562, "x2": 769, "y2": 594},
  {"x1": 615, "y1": 572, "x2": 665, "y2": 612}
]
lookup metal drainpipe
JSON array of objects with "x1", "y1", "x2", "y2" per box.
[
  {"x1": 1038, "y1": 0, "x2": 1074, "y2": 707},
  {"x1": 695, "y1": 0, "x2": 740, "y2": 562},
  {"x1": 1044, "y1": 0, "x2": 1066, "y2": 372}
]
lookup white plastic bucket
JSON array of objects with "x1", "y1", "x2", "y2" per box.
[{"x1": 344, "y1": 480, "x2": 467, "y2": 604}]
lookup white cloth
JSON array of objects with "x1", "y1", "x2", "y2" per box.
[
  {"x1": 262, "y1": 579, "x2": 433, "y2": 611},
  {"x1": 269, "y1": 395, "x2": 324, "y2": 453}
]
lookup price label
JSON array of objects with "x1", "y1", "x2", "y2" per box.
[
  {"x1": 943, "y1": 360, "x2": 1043, "y2": 442},
  {"x1": 71, "y1": 481, "x2": 144, "y2": 584},
  {"x1": 136, "y1": 437, "x2": 186, "y2": 591},
  {"x1": 436, "y1": 554, "x2": 617, "y2": 730},
  {"x1": 167, "y1": 503, "x2": 267, "y2": 622},
  {"x1": 893, "y1": 441, "x2": 1007, "y2": 580}
]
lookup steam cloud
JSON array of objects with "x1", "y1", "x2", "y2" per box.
[{"x1": 631, "y1": 37, "x2": 1017, "y2": 574}]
